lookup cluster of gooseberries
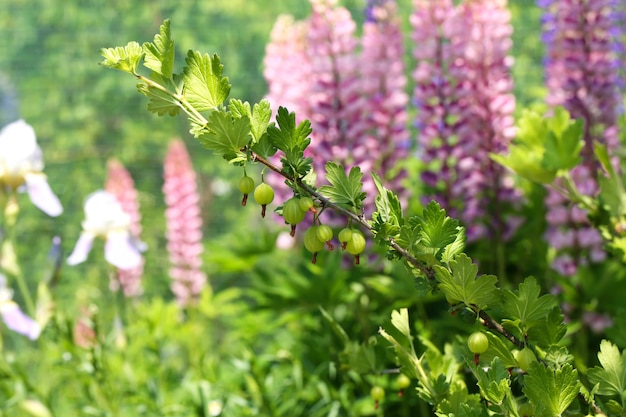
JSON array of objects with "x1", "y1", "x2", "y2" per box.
[{"x1": 238, "y1": 173, "x2": 367, "y2": 264}]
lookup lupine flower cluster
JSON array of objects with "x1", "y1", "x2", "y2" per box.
[
  {"x1": 540, "y1": 0, "x2": 623, "y2": 275},
  {"x1": 263, "y1": 0, "x2": 409, "y2": 217},
  {"x1": 163, "y1": 139, "x2": 206, "y2": 306},
  {"x1": 105, "y1": 158, "x2": 144, "y2": 297},
  {"x1": 412, "y1": 0, "x2": 522, "y2": 242}
]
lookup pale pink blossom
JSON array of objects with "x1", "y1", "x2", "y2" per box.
[{"x1": 163, "y1": 140, "x2": 206, "y2": 306}]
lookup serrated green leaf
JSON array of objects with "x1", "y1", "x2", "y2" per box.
[
  {"x1": 420, "y1": 201, "x2": 459, "y2": 251},
  {"x1": 267, "y1": 106, "x2": 311, "y2": 151},
  {"x1": 183, "y1": 51, "x2": 230, "y2": 111},
  {"x1": 440, "y1": 227, "x2": 466, "y2": 265},
  {"x1": 229, "y1": 99, "x2": 251, "y2": 119},
  {"x1": 502, "y1": 277, "x2": 557, "y2": 333},
  {"x1": 469, "y1": 357, "x2": 510, "y2": 405},
  {"x1": 143, "y1": 19, "x2": 175, "y2": 78},
  {"x1": 527, "y1": 307, "x2": 567, "y2": 348},
  {"x1": 137, "y1": 75, "x2": 181, "y2": 116},
  {"x1": 251, "y1": 100, "x2": 272, "y2": 143},
  {"x1": 198, "y1": 110, "x2": 251, "y2": 163},
  {"x1": 434, "y1": 254, "x2": 499, "y2": 309},
  {"x1": 588, "y1": 340, "x2": 626, "y2": 397},
  {"x1": 371, "y1": 172, "x2": 403, "y2": 241},
  {"x1": 319, "y1": 162, "x2": 367, "y2": 211},
  {"x1": 523, "y1": 362, "x2": 579, "y2": 417},
  {"x1": 100, "y1": 41, "x2": 143, "y2": 74}
]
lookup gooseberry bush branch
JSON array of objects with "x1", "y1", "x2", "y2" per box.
[{"x1": 101, "y1": 19, "x2": 626, "y2": 417}]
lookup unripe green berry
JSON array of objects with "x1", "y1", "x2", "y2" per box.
[
  {"x1": 283, "y1": 198, "x2": 306, "y2": 236},
  {"x1": 515, "y1": 347, "x2": 537, "y2": 372},
  {"x1": 467, "y1": 332, "x2": 489, "y2": 354},
  {"x1": 304, "y1": 226, "x2": 325, "y2": 263},
  {"x1": 345, "y1": 230, "x2": 366, "y2": 264},
  {"x1": 238, "y1": 175, "x2": 255, "y2": 206},
  {"x1": 370, "y1": 386, "x2": 385, "y2": 401},
  {"x1": 338, "y1": 227, "x2": 353, "y2": 250},
  {"x1": 370, "y1": 385, "x2": 385, "y2": 409},
  {"x1": 397, "y1": 374, "x2": 411, "y2": 390},
  {"x1": 316, "y1": 224, "x2": 334, "y2": 250},
  {"x1": 298, "y1": 196, "x2": 315, "y2": 213},
  {"x1": 254, "y1": 183, "x2": 274, "y2": 218}
]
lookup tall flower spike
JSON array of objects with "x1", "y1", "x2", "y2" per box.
[
  {"x1": 67, "y1": 190, "x2": 143, "y2": 270},
  {"x1": 105, "y1": 158, "x2": 144, "y2": 297},
  {"x1": 264, "y1": 0, "x2": 409, "y2": 222},
  {"x1": 412, "y1": 0, "x2": 521, "y2": 242},
  {"x1": 264, "y1": 15, "x2": 311, "y2": 121},
  {"x1": 361, "y1": 0, "x2": 410, "y2": 203},
  {"x1": 0, "y1": 120, "x2": 62, "y2": 217},
  {"x1": 540, "y1": 0, "x2": 623, "y2": 275},
  {"x1": 163, "y1": 139, "x2": 206, "y2": 306}
]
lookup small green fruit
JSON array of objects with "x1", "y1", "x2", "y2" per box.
[
  {"x1": 467, "y1": 332, "x2": 489, "y2": 354},
  {"x1": 254, "y1": 183, "x2": 274, "y2": 217},
  {"x1": 370, "y1": 386, "x2": 385, "y2": 401},
  {"x1": 283, "y1": 198, "x2": 306, "y2": 236},
  {"x1": 238, "y1": 175, "x2": 255, "y2": 206},
  {"x1": 304, "y1": 226, "x2": 325, "y2": 263},
  {"x1": 316, "y1": 224, "x2": 334, "y2": 250},
  {"x1": 338, "y1": 227, "x2": 353, "y2": 250},
  {"x1": 298, "y1": 196, "x2": 315, "y2": 212},
  {"x1": 516, "y1": 347, "x2": 537, "y2": 372},
  {"x1": 345, "y1": 230, "x2": 366, "y2": 264}
]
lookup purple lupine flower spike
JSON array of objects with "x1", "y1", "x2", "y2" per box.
[
  {"x1": 412, "y1": 0, "x2": 521, "y2": 242},
  {"x1": 163, "y1": 139, "x2": 207, "y2": 306},
  {"x1": 540, "y1": 0, "x2": 623, "y2": 275}
]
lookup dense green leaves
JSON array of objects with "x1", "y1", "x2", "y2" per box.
[
  {"x1": 319, "y1": 162, "x2": 366, "y2": 212},
  {"x1": 182, "y1": 51, "x2": 231, "y2": 111}
]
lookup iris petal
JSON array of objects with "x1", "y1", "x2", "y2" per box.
[{"x1": 24, "y1": 173, "x2": 63, "y2": 217}]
